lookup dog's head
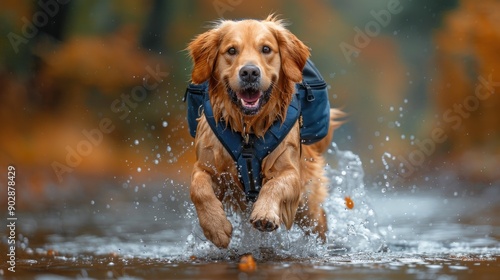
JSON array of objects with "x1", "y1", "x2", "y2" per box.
[{"x1": 187, "y1": 15, "x2": 310, "y2": 129}]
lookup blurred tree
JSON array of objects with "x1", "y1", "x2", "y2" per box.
[
  {"x1": 31, "y1": 0, "x2": 72, "y2": 109},
  {"x1": 140, "y1": 0, "x2": 168, "y2": 52},
  {"x1": 432, "y1": 0, "x2": 500, "y2": 182}
]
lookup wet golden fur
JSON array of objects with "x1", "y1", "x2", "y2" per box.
[{"x1": 187, "y1": 15, "x2": 343, "y2": 248}]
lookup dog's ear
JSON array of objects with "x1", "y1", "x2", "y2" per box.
[
  {"x1": 187, "y1": 29, "x2": 220, "y2": 84},
  {"x1": 270, "y1": 24, "x2": 310, "y2": 83}
]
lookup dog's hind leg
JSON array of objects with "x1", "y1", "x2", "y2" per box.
[{"x1": 295, "y1": 175, "x2": 328, "y2": 242}]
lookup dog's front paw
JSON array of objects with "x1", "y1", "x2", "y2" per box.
[
  {"x1": 202, "y1": 218, "x2": 232, "y2": 248},
  {"x1": 197, "y1": 204, "x2": 233, "y2": 248},
  {"x1": 249, "y1": 202, "x2": 280, "y2": 232}
]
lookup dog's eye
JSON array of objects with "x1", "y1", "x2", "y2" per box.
[
  {"x1": 227, "y1": 47, "x2": 237, "y2": 55},
  {"x1": 262, "y1": 46, "x2": 271, "y2": 54}
]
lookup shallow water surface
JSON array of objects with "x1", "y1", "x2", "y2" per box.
[
  {"x1": 5, "y1": 191, "x2": 499, "y2": 280},
  {"x1": 2, "y1": 149, "x2": 499, "y2": 279}
]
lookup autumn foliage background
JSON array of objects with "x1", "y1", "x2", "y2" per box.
[{"x1": 0, "y1": 0, "x2": 499, "y2": 209}]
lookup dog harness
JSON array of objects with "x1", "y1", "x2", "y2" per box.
[{"x1": 202, "y1": 94, "x2": 300, "y2": 202}]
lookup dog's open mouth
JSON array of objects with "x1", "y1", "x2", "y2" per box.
[
  {"x1": 238, "y1": 88, "x2": 262, "y2": 109},
  {"x1": 226, "y1": 81, "x2": 273, "y2": 115}
]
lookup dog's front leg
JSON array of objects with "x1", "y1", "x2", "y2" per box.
[
  {"x1": 191, "y1": 164, "x2": 233, "y2": 248},
  {"x1": 249, "y1": 145, "x2": 301, "y2": 232},
  {"x1": 250, "y1": 169, "x2": 301, "y2": 232}
]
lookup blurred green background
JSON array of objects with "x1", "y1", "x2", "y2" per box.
[{"x1": 1, "y1": 0, "x2": 499, "y2": 209}]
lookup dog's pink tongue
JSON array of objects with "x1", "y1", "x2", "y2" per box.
[{"x1": 239, "y1": 90, "x2": 261, "y2": 103}]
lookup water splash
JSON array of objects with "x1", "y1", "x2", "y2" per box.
[
  {"x1": 184, "y1": 143, "x2": 386, "y2": 260},
  {"x1": 324, "y1": 143, "x2": 386, "y2": 252}
]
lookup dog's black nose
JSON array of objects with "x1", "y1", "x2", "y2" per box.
[{"x1": 239, "y1": 65, "x2": 260, "y2": 83}]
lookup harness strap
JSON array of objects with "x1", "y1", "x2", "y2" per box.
[
  {"x1": 241, "y1": 141, "x2": 259, "y2": 201},
  {"x1": 203, "y1": 94, "x2": 300, "y2": 201}
]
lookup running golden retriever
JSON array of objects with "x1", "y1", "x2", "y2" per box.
[{"x1": 187, "y1": 15, "x2": 343, "y2": 248}]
